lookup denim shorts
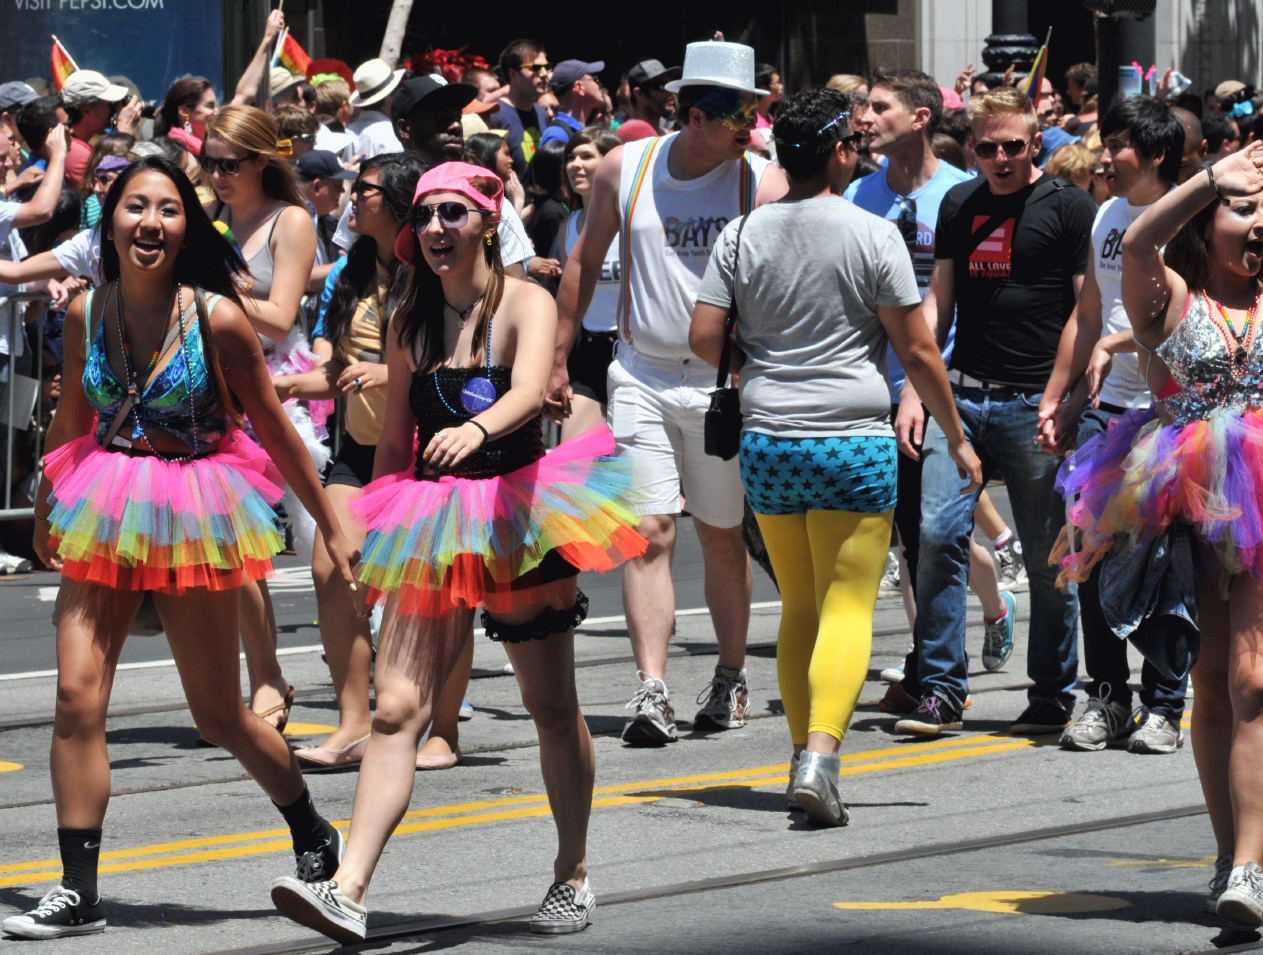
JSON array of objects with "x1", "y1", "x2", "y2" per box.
[{"x1": 739, "y1": 431, "x2": 898, "y2": 515}]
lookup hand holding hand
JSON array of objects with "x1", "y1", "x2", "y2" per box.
[{"x1": 543, "y1": 363, "x2": 572, "y2": 422}]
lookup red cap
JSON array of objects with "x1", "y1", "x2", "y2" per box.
[{"x1": 616, "y1": 120, "x2": 658, "y2": 143}]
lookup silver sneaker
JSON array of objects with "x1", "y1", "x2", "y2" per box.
[
  {"x1": 786, "y1": 753, "x2": 801, "y2": 811},
  {"x1": 790, "y1": 751, "x2": 849, "y2": 827},
  {"x1": 270, "y1": 877, "x2": 367, "y2": 945},
  {"x1": 1219, "y1": 860, "x2": 1263, "y2": 925},
  {"x1": 621, "y1": 671, "x2": 677, "y2": 745},
  {"x1": 879, "y1": 552, "x2": 901, "y2": 596},
  {"x1": 1127, "y1": 707, "x2": 1184, "y2": 754},
  {"x1": 995, "y1": 537, "x2": 1026, "y2": 591},
  {"x1": 529, "y1": 879, "x2": 595, "y2": 934},
  {"x1": 1208, "y1": 853, "x2": 1234, "y2": 914},
  {"x1": 693, "y1": 665, "x2": 749, "y2": 730},
  {"x1": 1059, "y1": 689, "x2": 1132, "y2": 752}
]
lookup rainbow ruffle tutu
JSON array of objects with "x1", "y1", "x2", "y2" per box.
[
  {"x1": 1056, "y1": 406, "x2": 1263, "y2": 583},
  {"x1": 43, "y1": 427, "x2": 285, "y2": 593},
  {"x1": 352, "y1": 426, "x2": 648, "y2": 616}
]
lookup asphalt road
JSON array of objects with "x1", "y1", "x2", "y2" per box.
[{"x1": 3, "y1": 490, "x2": 1244, "y2": 955}]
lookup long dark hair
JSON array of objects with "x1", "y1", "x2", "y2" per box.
[
  {"x1": 394, "y1": 173, "x2": 506, "y2": 373},
  {"x1": 524, "y1": 137, "x2": 567, "y2": 207},
  {"x1": 156, "y1": 77, "x2": 212, "y2": 136},
  {"x1": 1162, "y1": 163, "x2": 1263, "y2": 295},
  {"x1": 99, "y1": 155, "x2": 248, "y2": 418},
  {"x1": 464, "y1": 133, "x2": 507, "y2": 178},
  {"x1": 324, "y1": 153, "x2": 424, "y2": 350}
]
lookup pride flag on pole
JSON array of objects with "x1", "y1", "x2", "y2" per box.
[
  {"x1": 273, "y1": 30, "x2": 311, "y2": 77},
  {"x1": 50, "y1": 35, "x2": 78, "y2": 90},
  {"x1": 1019, "y1": 27, "x2": 1052, "y2": 106}
]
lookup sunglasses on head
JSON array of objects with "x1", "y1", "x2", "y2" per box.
[
  {"x1": 197, "y1": 153, "x2": 258, "y2": 176},
  {"x1": 411, "y1": 201, "x2": 489, "y2": 232},
  {"x1": 974, "y1": 139, "x2": 1030, "y2": 160}
]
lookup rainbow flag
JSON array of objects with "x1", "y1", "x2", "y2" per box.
[
  {"x1": 50, "y1": 35, "x2": 78, "y2": 90},
  {"x1": 273, "y1": 30, "x2": 311, "y2": 77},
  {"x1": 1019, "y1": 28, "x2": 1052, "y2": 106}
]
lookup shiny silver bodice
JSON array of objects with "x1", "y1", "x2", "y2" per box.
[{"x1": 1155, "y1": 292, "x2": 1263, "y2": 426}]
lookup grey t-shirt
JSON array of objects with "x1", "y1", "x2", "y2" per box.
[{"x1": 697, "y1": 195, "x2": 921, "y2": 438}]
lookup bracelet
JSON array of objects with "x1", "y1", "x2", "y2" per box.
[
  {"x1": 1206, "y1": 164, "x2": 1229, "y2": 205},
  {"x1": 466, "y1": 419, "x2": 490, "y2": 442}
]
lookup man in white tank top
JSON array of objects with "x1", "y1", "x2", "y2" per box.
[{"x1": 549, "y1": 42, "x2": 788, "y2": 745}]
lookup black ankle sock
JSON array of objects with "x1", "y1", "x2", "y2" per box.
[
  {"x1": 275, "y1": 788, "x2": 328, "y2": 856},
  {"x1": 57, "y1": 828, "x2": 101, "y2": 900}
]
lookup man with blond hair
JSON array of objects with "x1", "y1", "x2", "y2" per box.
[{"x1": 892, "y1": 86, "x2": 1097, "y2": 738}]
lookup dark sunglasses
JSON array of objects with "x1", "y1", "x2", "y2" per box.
[
  {"x1": 197, "y1": 153, "x2": 258, "y2": 176},
  {"x1": 411, "y1": 201, "x2": 489, "y2": 232},
  {"x1": 292, "y1": 132, "x2": 317, "y2": 144},
  {"x1": 896, "y1": 196, "x2": 918, "y2": 254},
  {"x1": 974, "y1": 139, "x2": 1029, "y2": 160},
  {"x1": 350, "y1": 181, "x2": 384, "y2": 200},
  {"x1": 517, "y1": 62, "x2": 552, "y2": 73}
]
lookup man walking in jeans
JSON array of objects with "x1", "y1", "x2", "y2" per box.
[
  {"x1": 1038, "y1": 96, "x2": 1188, "y2": 754},
  {"x1": 894, "y1": 87, "x2": 1097, "y2": 736}
]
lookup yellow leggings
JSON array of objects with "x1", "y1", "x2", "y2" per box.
[{"x1": 755, "y1": 509, "x2": 894, "y2": 744}]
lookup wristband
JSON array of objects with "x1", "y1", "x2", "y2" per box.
[
  {"x1": 466, "y1": 419, "x2": 490, "y2": 442},
  {"x1": 1206, "y1": 164, "x2": 1230, "y2": 206}
]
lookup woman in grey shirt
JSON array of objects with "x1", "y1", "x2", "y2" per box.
[{"x1": 691, "y1": 89, "x2": 980, "y2": 827}]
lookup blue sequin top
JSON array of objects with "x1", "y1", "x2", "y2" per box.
[
  {"x1": 1156, "y1": 291, "x2": 1263, "y2": 427},
  {"x1": 83, "y1": 292, "x2": 226, "y2": 456}
]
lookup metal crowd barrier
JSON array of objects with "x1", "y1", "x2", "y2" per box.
[{"x1": 0, "y1": 293, "x2": 52, "y2": 521}]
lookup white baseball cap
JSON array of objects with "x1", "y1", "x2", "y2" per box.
[{"x1": 62, "y1": 70, "x2": 130, "y2": 107}]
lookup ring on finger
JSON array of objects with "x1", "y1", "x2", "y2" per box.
[{"x1": 354, "y1": 376, "x2": 363, "y2": 391}]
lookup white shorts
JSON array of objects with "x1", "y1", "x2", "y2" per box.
[{"x1": 606, "y1": 348, "x2": 745, "y2": 528}]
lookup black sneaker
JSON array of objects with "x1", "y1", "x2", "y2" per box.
[
  {"x1": 295, "y1": 818, "x2": 345, "y2": 883},
  {"x1": 2, "y1": 885, "x2": 106, "y2": 939},
  {"x1": 1010, "y1": 700, "x2": 1071, "y2": 735},
  {"x1": 529, "y1": 879, "x2": 596, "y2": 934},
  {"x1": 894, "y1": 694, "x2": 963, "y2": 735}
]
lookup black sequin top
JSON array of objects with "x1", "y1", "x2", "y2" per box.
[{"x1": 410, "y1": 365, "x2": 544, "y2": 480}]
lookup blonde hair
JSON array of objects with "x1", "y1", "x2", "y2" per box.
[
  {"x1": 826, "y1": 74, "x2": 866, "y2": 93},
  {"x1": 314, "y1": 79, "x2": 350, "y2": 118},
  {"x1": 966, "y1": 86, "x2": 1038, "y2": 135},
  {"x1": 205, "y1": 104, "x2": 305, "y2": 207},
  {"x1": 1046, "y1": 143, "x2": 1099, "y2": 185}
]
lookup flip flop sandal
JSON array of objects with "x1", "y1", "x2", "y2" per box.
[{"x1": 255, "y1": 686, "x2": 296, "y2": 734}]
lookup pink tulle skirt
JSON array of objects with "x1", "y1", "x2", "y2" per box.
[
  {"x1": 1055, "y1": 406, "x2": 1263, "y2": 582},
  {"x1": 43, "y1": 427, "x2": 286, "y2": 593},
  {"x1": 352, "y1": 426, "x2": 647, "y2": 616}
]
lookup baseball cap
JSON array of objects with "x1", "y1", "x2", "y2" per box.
[
  {"x1": 390, "y1": 76, "x2": 477, "y2": 123},
  {"x1": 62, "y1": 70, "x2": 130, "y2": 107},
  {"x1": 1216, "y1": 80, "x2": 1251, "y2": 103},
  {"x1": 270, "y1": 67, "x2": 306, "y2": 98},
  {"x1": 616, "y1": 119, "x2": 658, "y2": 142},
  {"x1": 0, "y1": 82, "x2": 38, "y2": 113},
  {"x1": 549, "y1": 59, "x2": 604, "y2": 95},
  {"x1": 627, "y1": 59, "x2": 681, "y2": 90},
  {"x1": 295, "y1": 149, "x2": 357, "y2": 182}
]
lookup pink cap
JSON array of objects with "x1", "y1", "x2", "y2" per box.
[
  {"x1": 395, "y1": 161, "x2": 504, "y2": 264},
  {"x1": 616, "y1": 119, "x2": 658, "y2": 143},
  {"x1": 940, "y1": 87, "x2": 964, "y2": 110}
]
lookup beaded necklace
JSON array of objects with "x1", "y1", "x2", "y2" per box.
[
  {"x1": 432, "y1": 316, "x2": 496, "y2": 418},
  {"x1": 113, "y1": 280, "x2": 200, "y2": 461}
]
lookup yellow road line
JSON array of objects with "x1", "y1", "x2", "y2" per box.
[{"x1": 0, "y1": 730, "x2": 1037, "y2": 888}]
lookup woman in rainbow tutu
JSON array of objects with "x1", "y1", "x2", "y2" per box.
[
  {"x1": 269, "y1": 162, "x2": 645, "y2": 943},
  {"x1": 1057, "y1": 142, "x2": 1263, "y2": 924},
  {"x1": 0, "y1": 156, "x2": 360, "y2": 943}
]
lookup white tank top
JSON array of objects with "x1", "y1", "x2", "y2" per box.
[
  {"x1": 564, "y1": 209, "x2": 620, "y2": 334},
  {"x1": 617, "y1": 134, "x2": 768, "y2": 360},
  {"x1": 1092, "y1": 195, "x2": 1157, "y2": 410}
]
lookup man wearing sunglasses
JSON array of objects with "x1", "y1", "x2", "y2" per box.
[
  {"x1": 893, "y1": 86, "x2": 1096, "y2": 739},
  {"x1": 550, "y1": 41, "x2": 788, "y2": 747},
  {"x1": 489, "y1": 38, "x2": 552, "y2": 175}
]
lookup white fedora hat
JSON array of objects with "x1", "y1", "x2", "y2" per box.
[
  {"x1": 350, "y1": 57, "x2": 405, "y2": 108},
  {"x1": 664, "y1": 42, "x2": 768, "y2": 96}
]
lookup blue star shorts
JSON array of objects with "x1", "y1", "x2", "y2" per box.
[{"x1": 738, "y1": 431, "x2": 898, "y2": 516}]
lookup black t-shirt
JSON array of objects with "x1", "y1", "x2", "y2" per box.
[
  {"x1": 528, "y1": 197, "x2": 569, "y2": 262},
  {"x1": 935, "y1": 174, "x2": 1096, "y2": 390}
]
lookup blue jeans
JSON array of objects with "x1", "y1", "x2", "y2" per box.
[
  {"x1": 1076, "y1": 405, "x2": 1188, "y2": 720},
  {"x1": 908, "y1": 386, "x2": 1079, "y2": 712}
]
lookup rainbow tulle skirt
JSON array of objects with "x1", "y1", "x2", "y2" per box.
[
  {"x1": 43, "y1": 428, "x2": 285, "y2": 593},
  {"x1": 1056, "y1": 406, "x2": 1263, "y2": 583},
  {"x1": 352, "y1": 426, "x2": 648, "y2": 616}
]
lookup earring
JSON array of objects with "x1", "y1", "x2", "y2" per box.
[
  {"x1": 183, "y1": 120, "x2": 193, "y2": 134},
  {"x1": 485, "y1": 233, "x2": 493, "y2": 247}
]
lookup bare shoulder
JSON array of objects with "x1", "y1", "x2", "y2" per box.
[
  {"x1": 596, "y1": 145, "x2": 625, "y2": 184},
  {"x1": 276, "y1": 203, "x2": 316, "y2": 237},
  {"x1": 501, "y1": 275, "x2": 556, "y2": 316},
  {"x1": 203, "y1": 291, "x2": 259, "y2": 353}
]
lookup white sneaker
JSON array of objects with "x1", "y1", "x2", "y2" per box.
[
  {"x1": 693, "y1": 665, "x2": 749, "y2": 730},
  {"x1": 1127, "y1": 707, "x2": 1184, "y2": 754},
  {"x1": 1059, "y1": 693, "x2": 1132, "y2": 751},
  {"x1": 878, "y1": 552, "x2": 901, "y2": 596},
  {"x1": 529, "y1": 879, "x2": 595, "y2": 934},
  {"x1": 995, "y1": 537, "x2": 1026, "y2": 590},
  {"x1": 270, "y1": 877, "x2": 367, "y2": 945},
  {"x1": 0, "y1": 548, "x2": 32, "y2": 575},
  {"x1": 1219, "y1": 861, "x2": 1263, "y2": 925},
  {"x1": 621, "y1": 672, "x2": 677, "y2": 745},
  {"x1": 1208, "y1": 853, "x2": 1233, "y2": 914}
]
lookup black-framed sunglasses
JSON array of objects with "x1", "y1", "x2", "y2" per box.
[
  {"x1": 197, "y1": 153, "x2": 258, "y2": 176},
  {"x1": 410, "y1": 201, "x2": 489, "y2": 232},
  {"x1": 896, "y1": 196, "x2": 918, "y2": 256},
  {"x1": 292, "y1": 132, "x2": 317, "y2": 144},
  {"x1": 350, "y1": 181, "x2": 385, "y2": 200},
  {"x1": 517, "y1": 62, "x2": 553, "y2": 73},
  {"x1": 974, "y1": 138, "x2": 1030, "y2": 160}
]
